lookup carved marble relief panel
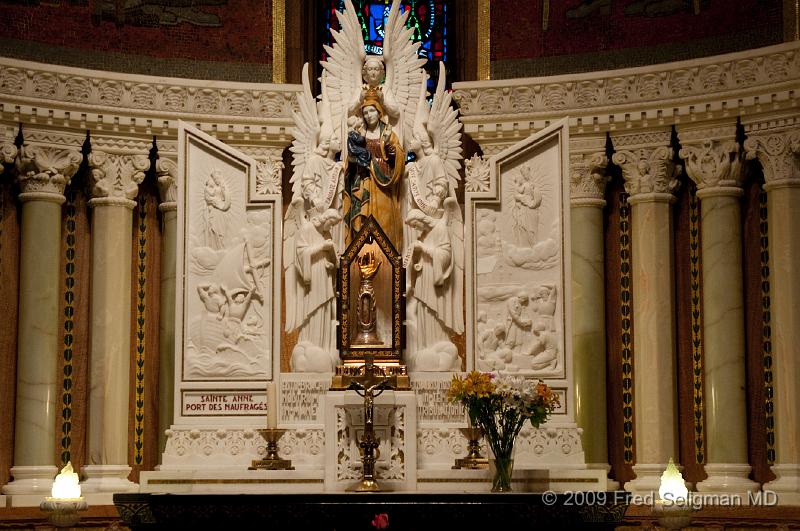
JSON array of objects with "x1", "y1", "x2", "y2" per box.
[
  {"x1": 177, "y1": 122, "x2": 281, "y2": 397},
  {"x1": 467, "y1": 121, "x2": 571, "y2": 382}
]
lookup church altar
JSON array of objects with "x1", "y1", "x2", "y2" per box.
[{"x1": 139, "y1": 0, "x2": 608, "y2": 496}]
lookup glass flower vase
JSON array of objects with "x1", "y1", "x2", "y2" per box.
[{"x1": 489, "y1": 456, "x2": 514, "y2": 492}]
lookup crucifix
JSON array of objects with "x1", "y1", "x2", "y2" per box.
[{"x1": 347, "y1": 357, "x2": 395, "y2": 492}]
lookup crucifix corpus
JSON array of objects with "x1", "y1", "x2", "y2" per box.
[{"x1": 347, "y1": 357, "x2": 397, "y2": 492}]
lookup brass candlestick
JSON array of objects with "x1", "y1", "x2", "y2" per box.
[
  {"x1": 453, "y1": 424, "x2": 489, "y2": 469},
  {"x1": 249, "y1": 428, "x2": 294, "y2": 470}
]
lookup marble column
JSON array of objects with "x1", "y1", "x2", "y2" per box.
[
  {"x1": 745, "y1": 126, "x2": 800, "y2": 504},
  {"x1": 81, "y1": 150, "x2": 148, "y2": 493},
  {"x1": 569, "y1": 151, "x2": 613, "y2": 474},
  {"x1": 680, "y1": 133, "x2": 758, "y2": 494},
  {"x1": 2, "y1": 145, "x2": 81, "y2": 498},
  {"x1": 155, "y1": 157, "x2": 177, "y2": 458},
  {"x1": 613, "y1": 144, "x2": 680, "y2": 493}
]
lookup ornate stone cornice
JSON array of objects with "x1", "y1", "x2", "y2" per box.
[
  {"x1": 464, "y1": 154, "x2": 491, "y2": 193},
  {"x1": 88, "y1": 150, "x2": 149, "y2": 205},
  {"x1": 15, "y1": 144, "x2": 81, "y2": 197},
  {"x1": 743, "y1": 127, "x2": 800, "y2": 188},
  {"x1": 0, "y1": 57, "x2": 299, "y2": 146},
  {"x1": 452, "y1": 42, "x2": 800, "y2": 149},
  {"x1": 156, "y1": 157, "x2": 177, "y2": 210},
  {"x1": 570, "y1": 152, "x2": 609, "y2": 204},
  {"x1": 679, "y1": 139, "x2": 742, "y2": 190},
  {"x1": 612, "y1": 146, "x2": 679, "y2": 197}
]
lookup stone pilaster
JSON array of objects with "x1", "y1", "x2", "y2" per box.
[
  {"x1": 569, "y1": 151, "x2": 612, "y2": 473},
  {"x1": 680, "y1": 129, "x2": 758, "y2": 494},
  {"x1": 155, "y1": 157, "x2": 177, "y2": 458},
  {"x1": 745, "y1": 125, "x2": 800, "y2": 504},
  {"x1": 2, "y1": 145, "x2": 81, "y2": 499},
  {"x1": 82, "y1": 150, "x2": 148, "y2": 494},
  {"x1": 613, "y1": 143, "x2": 680, "y2": 494}
]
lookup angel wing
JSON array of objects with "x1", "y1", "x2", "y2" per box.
[
  {"x1": 320, "y1": 0, "x2": 365, "y2": 145},
  {"x1": 289, "y1": 63, "x2": 320, "y2": 199},
  {"x1": 443, "y1": 197, "x2": 464, "y2": 334},
  {"x1": 383, "y1": 0, "x2": 427, "y2": 147},
  {"x1": 427, "y1": 62, "x2": 462, "y2": 194},
  {"x1": 283, "y1": 197, "x2": 307, "y2": 332}
]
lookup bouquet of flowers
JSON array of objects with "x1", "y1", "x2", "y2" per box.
[{"x1": 447, "y1": 371, "x2": 560, "y2": 491}]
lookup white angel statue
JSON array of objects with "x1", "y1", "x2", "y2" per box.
[
  {"x1": 283, "y1": 199, "x2": 342, "y2": 373},
  {"x1": 285, "y1": 62, "x2": 345, "y2": 372},
  {"x1": 323, "y1": 0, "x2": 425, "y2": 148},
  {"x1": 404, "y1": 197, "x2": 464, "y2": 372},
  {"x1": 289, "y1": 63, "x2": 344, "y2": 222},
  {"x1": 406, "y1": 61, "x2": 462, "y2": 222}
]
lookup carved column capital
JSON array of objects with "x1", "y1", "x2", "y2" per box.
[
  {"x1": 87, "y1": 151, "x2": 149, "y2": 208},
  {"x1": 612, "y1": 146, "x2": 679, "y2": 198},
  {"x1": 679, "y1": 139, "x2": 742, "y2": 192},
  {"x1": 15, "y1": 144, "x2": 82, "y2": 203},
  {"x1": 464, "y1": 154, "x2": 491, "y2": 193},
  {"x1": 744, "y1": 129, "x2": 800, "y2": 191},
  {"x1": 570, "y1": 152, "x2": 609, "y2": 205},
  {"x1": 156, "y1": 157, "x2": 178, "y2": 212}
]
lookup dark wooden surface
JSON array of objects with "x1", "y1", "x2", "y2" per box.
[{"x1": 114, "y1": 492, "x2": 629, "y2": 530}]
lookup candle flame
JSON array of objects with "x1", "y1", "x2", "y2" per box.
[
  {"x1": 658, "y1": 458, "x2": 688, "y2": 502},
  {"x1": 51, "y1": 462, "x2": 82, "y2": 499}
]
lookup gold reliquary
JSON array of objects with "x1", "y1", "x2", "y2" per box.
[{"x1": 332, "y1": 216, "x2": 409, "y2": 390}]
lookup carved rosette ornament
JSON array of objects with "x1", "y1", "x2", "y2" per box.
[
  {"x1": 612, "y1": 146, "x2": 679, "y2": 198},
  {"x1": 255, "y1": 157, "x2": 283, "y2": 195},
  {"x1": 87, "y1": 151, "x2": 149, "y2": 208},
  {"x1": 569, "y1": 152, "x2": 609, "y2": 205},
  {"x1": 15, "y1": 145, "x2": 82, "y2": 203},
  {"x1": 744, "y1": 129, "x2": 800, "y2": 190},
  {"x1": 679, "y1": 139, "x2": 742, "y2": 197},
  {"x1": 464, "y1": 153, "x2": 491, "y2": 193},
  {"x1": 155, "y1": 157, "x2": 178, "y2": 212}
]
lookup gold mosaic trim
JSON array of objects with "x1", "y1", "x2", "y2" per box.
[
  {"x1": 272, "y1": 0, "x2": 286, "y2": 84},
  {"x1": 689, "y1": 191, "x2": 705, "y2": 464},
  {"x1": 60, "y1": 187, "x2": 77, "y2": 465},
  {"x1": 759, "y1": 189, "x2": 775, "y2": 464},
  {"x1": 0, "y1": 180, "x2": 4, "y2": 289},
  {"x1": 542, "y1": 0, "x2": 550, "y2": 31},
  {"x1": 619, "y1": 191, "x2": 635, "y2": 465},
  {"x1": 134, "y1": 194, "x2": 147, "y2": 465},
  {"x1": 477, "y1": 0, "x2": 490, "y2": 80},
  {"x1": 795, "y1": 0, "x2": 800, "y2": 40}
]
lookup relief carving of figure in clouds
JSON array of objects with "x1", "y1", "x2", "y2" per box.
[{"x1": 474, "y1": 134, "x2": 567, "y2": 378}]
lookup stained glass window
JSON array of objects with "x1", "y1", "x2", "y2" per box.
[{"x1": 320, "y1": 0, "x2": 450, "y2": 93}]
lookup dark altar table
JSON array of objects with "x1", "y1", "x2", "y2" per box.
[{"x1": 115, "y1": 492, "x2": 629, "y2": 530}]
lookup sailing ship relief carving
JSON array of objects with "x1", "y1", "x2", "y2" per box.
[{"x1": 181, "y1": 132, "x2": 275, "y2": 381}]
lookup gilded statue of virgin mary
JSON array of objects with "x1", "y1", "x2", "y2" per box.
[{"x1": 343, "y1": 88, "x2": 406, "y2": 250}]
